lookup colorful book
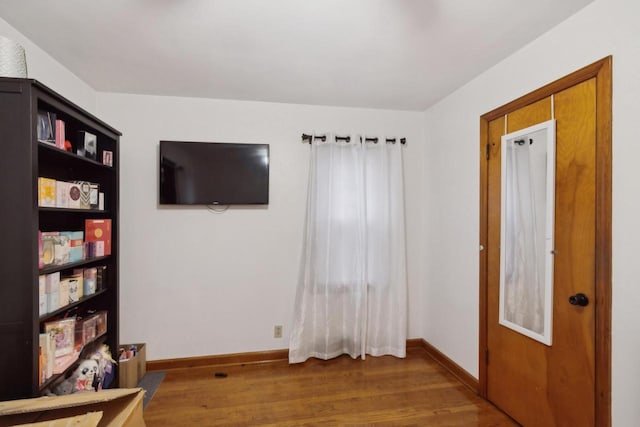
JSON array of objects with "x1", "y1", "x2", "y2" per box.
[
  {"x1": 46, "y1": 291, "x2": 59, "y2": 313},
  {"x1": 45, "y1": 271, "x2": 61, "y2": 312},
  {"x1": 67, "y1": 276, "x2": 80, "y2": 304},
  {"x1": 41, "y1": 231, "x2": 59, "y2": 266},
  {"x1": 72, "y1": 181, "x2": 91, "y2": 209},
  {"x1": 38, "y1": 334, "x2": 47, "y2": 386},
  {"x1": 44, "y1": 271, "x2": 60, "y2": 294},
  {"x1": 96, "y1": 265, "x2": 107, "y2": 291},
  {"x1": 72, "y1": 269, "x2": 85, "y2": 299},
  {"x1": 53, "y1": 352, "x2": 78, "y2": 375},
  {"x1": 45, "y1": 331, "x2": 55, "y2": 379},
  {"x1": 53, "y1": 235, "x2": 70, "y2": 265},
  {"x1": 37, "y1": 331, "x2": 56, "y2": 380},
  {"x1": 94, "y1": 311, "x2": 107, "y2": 336},
  {"x1": 58, "y1": 278, "x2": 70, "y2": 307},
  {"x1": 55, "y1": 119, "x2": 65, "y2": 149},
  {"x1": 61, "y1": 231, "x2": 84, "y2": 262},
  {"x1": 83, "y1": 267, "x2": 97, "y2": 295},
  {"x1": 85, "y1": 219, "x2": 112, "y2": 256},
  {"x1": 44, "y1": 317, "x2": 75, "y2": 357},
  {"x1": 55, "y1": 181, "x2": 70, "y2": 208},
  {"x1": 89, "y1": 183, "x2": 99, "y2": 209},
  {"x1": 38, "y1": 231, "x2": 43, "y2": 269},
  {"x1": 38, "y1": 177, "x2": 56, "y2": 207},
  {"x1": 39, "y1": 275, "x2": 46, "y2": 316},
  {"x1": 67, "y1": 183, "x2": 82, "y2": 209}
]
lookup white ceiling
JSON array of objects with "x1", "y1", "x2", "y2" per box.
[{"x1": 0, "y1": 0, "x2": 593, "y2": 111}]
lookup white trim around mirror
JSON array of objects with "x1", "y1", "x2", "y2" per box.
[{"x1": 499, "y1": 119, "x2": 556, "y2": 346}]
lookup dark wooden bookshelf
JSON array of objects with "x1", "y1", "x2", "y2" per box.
[{"x1": 0, "y1": 77, "x2": 121, "y2": 400}]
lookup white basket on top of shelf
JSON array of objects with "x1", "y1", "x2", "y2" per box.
[{"x1": 0, "y1": 36, "x2": 28, "y2": 78}]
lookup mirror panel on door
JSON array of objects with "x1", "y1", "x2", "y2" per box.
[{"x1": 499, "y1": 119, "x2": 556, "y2": 345}]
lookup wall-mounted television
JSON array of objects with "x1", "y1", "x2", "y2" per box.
[{"x1": 159, "y1": 141, "x2": 269, "y2": 205}]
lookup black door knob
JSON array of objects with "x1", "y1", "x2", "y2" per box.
[{"x1": 569, "y1": 293, "x2": 589, "y2": 307}]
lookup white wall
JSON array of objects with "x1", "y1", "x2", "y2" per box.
[
  {"x1": 0, "y1": 17, "x2": 96, "y2": 112},
  {"x1": 422, "y1": 0, "x2": 640, "y2": 424},
  {"x1": 95, "y1": 93, "x2": 425, "y2": 361}
]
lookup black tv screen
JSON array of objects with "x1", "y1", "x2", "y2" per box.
[{"x1": 159, "y1": 141, "x2": 269, "y2": 205}]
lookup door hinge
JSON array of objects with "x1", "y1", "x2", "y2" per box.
[
  {"x1": 486, "y1": 143, "x2": 490, "y2": 160},
  {"x1": 485, "y1": 348, "x2": 489, "y2": 365}
]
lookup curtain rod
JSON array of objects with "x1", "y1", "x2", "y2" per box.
[{"x1": 301, "y1": 133, "x2": 407, "y2": 145}]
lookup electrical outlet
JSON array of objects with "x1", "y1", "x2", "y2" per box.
[{"x1": 274, "y1": 325, "x2": 283, "y2": 338}]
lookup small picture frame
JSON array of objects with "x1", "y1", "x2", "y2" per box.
[
  {"x1": 102, "y1": 150, "x2": 113, "y2": 167},
  {"x1": 37, "y1": 111, "x2": 56, "y2": 144},
  {"x1": 77, "y1": 131, "x2": 97, "y2": 160}
]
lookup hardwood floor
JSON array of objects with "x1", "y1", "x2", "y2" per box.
[{"x1": 143, "y1": 347, "x2": 516, "y2": 426}]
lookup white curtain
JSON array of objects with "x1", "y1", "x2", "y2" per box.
[
  {"x1": 503, "y1": 141, "x2": 544, "y2": 334},
  {"x1": 289, "y1": 134, "x2": 407, "y2": 363}
]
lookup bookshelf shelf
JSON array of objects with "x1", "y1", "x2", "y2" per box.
[
  {"x1": 38, "y1": 141, "x2": 113, "y2": 169},
  {"x1": 39, "y1": 256, "x2": 111, "y2": 275},
  {"x1": 0, "y1": 78, "x2": 121, "y2": 400},
  {"x1": 39, "y1": 289, "x2": 108, "y2": 322},
  {"x1": 39, "y1": 207, "x2": 109, "y2": 214}
]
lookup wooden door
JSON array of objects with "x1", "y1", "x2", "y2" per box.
[{"x1": 479, "y1": 58, "x2": 612, "y2": 426}]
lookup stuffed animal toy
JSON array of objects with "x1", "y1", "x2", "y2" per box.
[
  {"x1": 90, "y1": 344, "x2": 116, "y2": 389},
  {"x1": 51, "y1": 359, "x2": 99, "y2": 395},
  {"x1": 50, "y1": 377, "x2": 74, "y2": 395},
  {"x1": 48, "y1": 345, "x2": 116, "y2": 395},
  {"x1": 73, "y1": 359, "x2": 99, "y2": 392}
]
